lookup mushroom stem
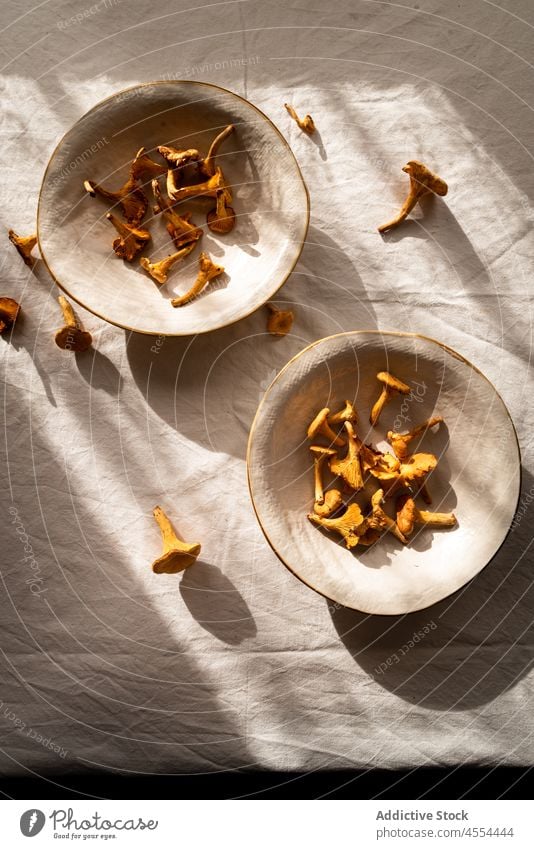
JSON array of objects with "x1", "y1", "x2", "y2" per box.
[
  {"x1": 84, "y1": 176, "x2": 147, "y2": 225},
  {"x1": 55, "y1": 296, "x2": 92, "y2": 352},
  {"x1": 370, "y1": 385, "x2": 390, "y2": 426},
  {"x1": 171, "y1": 251, "x2": 224, "y2": 307},
  {"x1": 202, "y1": 124, "x2": 235, "y2": 177},
  {"x1": 310, "y1": 446, "x2": 337, "y2": 506},
  {"x1": 207, "y1": 188, "x2": 236, "y2": 234},
  {"x1": 152, "y1": 506, "x2": 201, "y2": 574},
  {"x1": 314, "y1": 456, "x2": 325, "y2": 504},
  {"x1": 140, "y1": 242, "x2": 197, "y2": 285},
  {"x1": 59, "y1": 295, "x2": 77, "y2": 329},
  {"x1": 370, "y1": 371, "x2": 411, "y2": 426},
  {"x1": 307, "y1": 407, "x2": 345, "y2": 446},
  {"x1": 396, "y1": 494, "x2": 456, "y2": 535},
  {"x1": 167, "y1": 168, "x2": 223, "y2": 203},
  {"x1": 416, "y1": 509, "x2": 457, "y2": 527},
  {"x1": 329, "y1": 421, "x2": 364, "y2": 491},
  {"x1": 285, "y1": 103, "x2": 316, "y2": 135}
]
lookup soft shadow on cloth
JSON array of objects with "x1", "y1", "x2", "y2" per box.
[
  {"x1": 330, "y1": 468, "x2": 533, "y2": 712},
  {"x1": 125, "y1": 225, "x2": 377, "y2": 461}
]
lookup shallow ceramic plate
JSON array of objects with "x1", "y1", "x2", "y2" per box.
[
  {"x1": 37, "y1": 81, "x2": 309, "y2": 335},
  {"x1": 247, "y1": 331, "x2": 521, "y2": 615}
]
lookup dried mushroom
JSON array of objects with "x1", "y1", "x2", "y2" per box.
[
  {"x1": 305, "y1": 373, "x2": 456, "y2": 555},
  {"x1": 313, "y1": 490, "x2": 343, "y2": 518},
  {"x1": 171, "y1": 251, "x2": 224, "y2": 307},
  {"x1": 0, "y1": 297, "x2": 21, "y2": 333},
  {"x1": 284, "y1": 103, "x2": 316, "y2": 135},
  {"x1": 388, "y1": 416, "x2": 443, "y2": 460},
  {"x1": 310, "y1": 445, "x2": 337, "y2": 506},
  {"x1": 378, "y1": 160, "x2": 448, "y2": 233},
  {"x1": 330, "y1": 421, "x2": 364, "y2": 491},
  {"x1": 8, "y1": 230, "x2": 38, "y2": 267},
  {"x1": 370, "y1": 371, "x2": 410, "y2": 426},
  {"x1": 266, "y1": 303, "x2": 294, "y2": 336},
  {"x1": 130, "y1": 147, "x2": 167, "y2": 181},
  {"x1": 84, "y1": 121, "x2": 239, "y2": 311},
  {"x1": 84, "y1": 176, "x2": 147, "y2": 225},
  {"x1": 369, "y1": 489, "x2": 407, "y2": 544},
  {"x1": 200, "y1": 125, "x2": 235, "y2": 177},
  {"x1": 151, "y1": 505, "x2": 201, "y2": 574},
  {"x1": 167, "y1": 168, "x2": 223, "y2": 204},
  {"x1": 329, "y1": 401, "x2": 358, "y2": 426},
  {"x1": 308, "y1": 503, "x2": 367, "y2": 549},
  {"x1": 207, "y1": 188, "x2": 236, "y2": 234},
  {"x1": 307, "y1": 408, "x2": 345, "y2": 447},
  {"x1": 55, "y1": 295, "x2": 92, "y2": 352},
  {"x1": 152, "y1": 179, "x2": 203, "y2": 248},
  {"x1": 396, "y1": 494, "x2": 456, "y2": 537},
  {"x1": 106, "y1": 212, "x2": 150, "y2": 261},
  {"x1": 140, "y1": 242, "x2": 197, "y2": 285},
  {"x1": 157, "y1": 146, "x2": 203, "y2": 168},
  {"x1": 382, "y1": 452, "x2": 438, "y2": 498}
]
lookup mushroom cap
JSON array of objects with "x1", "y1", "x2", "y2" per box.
[
  {"x1": 313, "y1": 489, "x2": 343, "y2": 517},
  {"x1": 329, "y1": 400, "x2": 358, "y2": 424},
  {"x1": 376, "y1": 371, "x2": 410, "y2": 393},
  {"x1": 54, "y1": 326, "x2": 92, "y2": 352},
  {"x1": 207, "y1": 204, "x2": 236, "y2": 234},
  {"x1": 402, "y1": 160, "x2": 448, "y2": 196},
  {"x1": 368, "y1": 452, "x2": 401, "y2": 480},
  {"x1": 358, "y1": 527, "x2": 381, "y2": 546},
  {"x1": 198, "y1": 251, "x2": 224, "y2": 280},
  {"x1": 0, "y1": 297, "x2": 21, "y2": 332},
  {"x1": 266, "y1": 306, "x2": 294, "y2": 336},
  {"x1": 152, "y1": 542, "x2": 201, "y2": 574},
  {"x1": 396, "y1": 494, "x2": 417, "y2": 536},
  {"x1": 401, "y1": 452, "x2": 437, "y2": 482}
]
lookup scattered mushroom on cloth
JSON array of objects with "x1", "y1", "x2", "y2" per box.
[
  {"x1": 83, "y1": 124, "x2": 235, "y2": 307},
  {"x1": 151, "y1": 506, "x2": 201, "y2": 574},
  {"x1": 306, "y1": 371, "x2": 456, "y2": 550},
  {"x1": 0, "y1": 297, "x2": 21, "y2": 334},
  {"x1": 378, "y1": 160, "x2": 448, "y2": 233}
]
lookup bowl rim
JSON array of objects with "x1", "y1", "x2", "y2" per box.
[
  {"x1": 246, "y1": 329, "x2": 522, "y2": 615},
  {"x1": 37, "y1": 79, "x2": 311, "y2": 337}
]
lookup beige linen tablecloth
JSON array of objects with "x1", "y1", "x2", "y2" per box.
[{"x1": 1, "y1": 0, "x2": 533, "y2": 777}]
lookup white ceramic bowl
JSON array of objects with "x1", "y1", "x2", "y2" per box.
[
  {"x1": 38, "y1": 81, "x2": 309, "y2": 335},
  {"x1": 247, "y1": 331, "x2": 521, "y2": 615}
]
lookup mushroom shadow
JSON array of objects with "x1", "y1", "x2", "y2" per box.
[
  {"x1": 379, "y1": 200, "x2": 503, "y2": 327},
  {"x1": 75, "y1": 347, "x2": 123, "y2": 395},
  {"x1": 180, "y1": 562, "x2": 257, "y2": 644},
  {"x1": 330, "y1": 465, "x2": 533, "y2": 711}
]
